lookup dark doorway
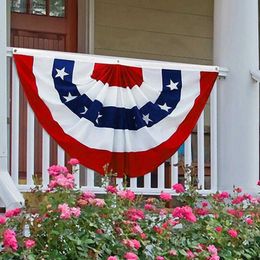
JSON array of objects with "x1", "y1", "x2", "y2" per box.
[{"x1": 10, "y1": 0, "x2": 78, "y2": 179}]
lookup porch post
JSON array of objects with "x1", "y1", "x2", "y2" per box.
[
  {"x1": 213, "y1": 0, "x2": 259, "y2": 193},
  {"x1": 0, "y1": 0, "x2": 24, "y2": 209}
]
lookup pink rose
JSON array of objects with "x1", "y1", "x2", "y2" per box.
[
  {"x1": 156, "y1": 257, "x2": 164, "y2": 260},
  {"x1": 209, "y1": 256, "x2": 220, "y2": 260},
  {"x1": 48, "y1": 165, "x2": 68, "y2": 176},
  {"x1": 172, "y1": 183, "x2": 185, "y2": 193},
  {"x1": 245, "y1": 218, "x2": 253, "y2": 225},
  {"x1": 132, "y1": 224, "x2": 143, "y2": 234},
  {"x1": 160, "y1": 192, "x2": 172, "y2": 201},
  {"x1": 123, "y1": 239, "x2": 141, "y2": 250},
  {"x1": 70, "y1": 207, "x2": 81, "y2": 217},
  {"x1": 118, "y1": 190, "x2": 136, "y2": 201},
  {"x1": 24, "y1": 239, "x2": 36, "y2": 249},
  {"x1": 172, "y1": 206, "x2": 196, "y2": 222},
  {"x1": 227, "y1": 209, "x2": 243, "y2": 218},
  {"x1": 250, "y1": 197, "x2": 259, "y2": 204},
  {"x1": 231, "y1": 196, "x2": 244, "y2": 204},
  {"x1": 144, "y1": 203, "x2": 156, "y2": 211},
  {"x1": 213, "y1": 192, "x2": 229, "y2": 201},
  {"x1": 107, "y1": 257, "x2": 118, "y2": 260},
  {"x1": 0, "y1": 216, "x2": 6, "y2": 224},
  {"x1": 48, "y1": 180, "x2": 58, "y2": 190},
  {"x1": 243, "y1": 193, "x2": 253, "y2": 200},
  {"x1": 58, "y1": 203, "x2": 71, "y2": 219},
  {"x1": 185, "y1": 212, "x2": 197, "y2": 223},
  {"x1": 153, "y1": 226, "x2": 163, "y2": 234},
  {"x1": 195, "y1": 207, "x2": 209, "y2": 216},
  {"x1": 82, "y1": 191, "x2": 96, "y2": 199},
  {"x1": 207, "y1": 245, "x2": 218, "y2": 255},
  {"x1": 106, "y1": 185, "x2": 118, "y2": 194},
  {"x1": 93, "y1": 198, "x2": 106, "y2": 207},
  {"x1": 228, "y1": 229, "x2": 238, "y2": 238},
  {"x1": 68, "y1": 158, "x2": 79, "y2": 165},
  {"x1": 5, "y1": 208, "x2": 21, "y2": 218},
  {"x1": 215, "y1": 226, "x2": 222, "y2": 233},
  {"x1": 257, "y1": 180, "x2": 260, "y2": 186},
  {"x1": 124, "y1": 252, "x2": 139, "y2": 260},
  {"x1": 168, "y1": 249, "x2": 177, "y2": 256},
  {"x1": 202, "y1": 201, "x2": 208, "y2": 207},
  {"x1": 234, "y1": 187, "x2": 242, "y2": 193},
  {"x1": 3, "y1": 229, "x2": 18, "y2": 251},
  {"x1": 186, "y1": 250, "x2": 195, "y2": 259},
  {"x1": 55, "y1": 174, "x2": 75, "y2": 189},
  {"x1": 125, "y1": 208, "x2": 144, "y2": 221}
]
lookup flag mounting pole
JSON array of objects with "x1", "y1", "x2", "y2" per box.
[{"x1": 0, "y1": 0, "x2": 24, "y2": 209}]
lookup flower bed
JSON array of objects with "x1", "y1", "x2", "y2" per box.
[{"x1": 0, "y1": 161, "x2": 259, "y2": 260}]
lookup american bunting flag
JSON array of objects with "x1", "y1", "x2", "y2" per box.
[{"x1": 14, "y1": 48, "x2": 218, "y2": 178}]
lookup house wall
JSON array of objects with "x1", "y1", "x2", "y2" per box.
[{"x1": 94, "y1": 0, "x2": 214, "y2": 65}]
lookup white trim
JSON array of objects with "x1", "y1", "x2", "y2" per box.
[
  {"x1": 0, "y1": 1, "x2": 24, "y2": 209},
  {"x1": 88, "y1": 0, "x2": 95, "y2": 54},
  {"x1": 11, "y1": 47, "x2": 220, "y2": 72},
  {"x1": 7, "y1": 47, "x2": 228, "y2": 76}
]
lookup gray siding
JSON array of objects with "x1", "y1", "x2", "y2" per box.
[{"x1": 94, "y1": 0, "x2": 214, "y2": 65}]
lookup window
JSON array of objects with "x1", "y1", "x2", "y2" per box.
[
  {"x1": 11, "y1": 0, "x2": 65, "y2": 17},
  {"x1": 31, "y1": 0, "x2": 46, "y2": 15},
  {"x1": 49, "y1": 0, "x2": 65, "y2": 17},
  {"x1": 11, "y1": 0, "x2": 27, "y2": 13}
]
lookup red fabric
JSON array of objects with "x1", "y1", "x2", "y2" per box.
[
  {"x1": 14, "y1": 54, "x2": 218, "y2": 178},
  {"x1": 91, "y1": 63, "x2": 143, "y2": 88}
]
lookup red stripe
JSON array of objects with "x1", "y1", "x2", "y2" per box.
[
  {"x1": 14, "y1": 54, "x2": 218, "y2": 178},
  {"x1": 91, "y1": 63, "x2": 143, "y2": 88}
]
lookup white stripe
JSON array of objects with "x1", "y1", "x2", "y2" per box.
[
  {"x1": 72, "y1": 61, "x2": 162, "y2": 109},
  {"x1": 34, "y1": 57, "x2": 200, "y2": 152}
]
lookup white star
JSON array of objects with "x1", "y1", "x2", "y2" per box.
[
  {"x1": 63, "y1": 92, "x2": 77, "y2": 102},
  {"x1": 96, "y1": 112, "x2": 102, "y2": 124},
  {"x1": 159, "y1": 103, "x2": 171, "y2": 112},
  {"x1": 55, "y1": 67, "x2": 69, "y2": 80},
  {"x1": 142, "y1": 114, "x2": 153, "y2": 125},
  {"x1": 166, "y1": 80, "x2": 179, "y2": 90},
  {"x1": 80, "y1": 106, "x2": 88, "y2": 115}
]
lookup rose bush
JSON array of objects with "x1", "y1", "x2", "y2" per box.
[{"x1": 0, "y1": 161, "x2": 259, "y2": 259}]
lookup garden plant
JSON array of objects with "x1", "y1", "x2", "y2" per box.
[{"x1": 0, "y1": 159, "x2": 259, "y2": 259}]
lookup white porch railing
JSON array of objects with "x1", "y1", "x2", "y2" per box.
[{"x1": 7, "y1": 48, "x2": 227, "y2": 195}]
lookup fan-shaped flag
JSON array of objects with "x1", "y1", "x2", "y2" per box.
[{"x1": 13, "y1": 48, "x2": 218, "y2": 178}]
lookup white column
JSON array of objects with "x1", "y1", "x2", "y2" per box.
[
  {"x1": 0, "y1": 1, "x2": 24, "y2": 209},
  {"x1": 214, "y1": 0, "x2": 259, "y2": 193}
]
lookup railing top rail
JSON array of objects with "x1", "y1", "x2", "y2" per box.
[{"x1": 6, "y1": 47, "x2": 228, "y2": 77}]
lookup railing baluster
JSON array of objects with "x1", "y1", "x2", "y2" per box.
[
  {"x1": 130, "y1": 178, "x2": 137, "y2": 189},
  {"x1": 210, "y1": 83, "x2": 218, "y2": 191},
  {"x1": 86, "y1": 168, "x2": 95, "y2": 188},
  {"x1": 11, "y1": 62, "x2": 19, "y2": 185},
  {"x1": 184, "y1": 136, "x2": 192, "y2": 166},
  {"x1": 26, "y1": 105, "x2": 34, "y2": 186},
  {"x1": 42, "y1": 129, "x2": 50, "y2": 188},
  {"x1": 172, "y1": 152, "x2": 179, "y2": 185},
  {"x1": 74, "y1": 164, "x2": 80, "y2": 188},
  {"x1": 116, "y1": 178, "x2": 123, "y2": 189},
  {"x1": 198, "y1": 111, "x2": 205, "y2": 190},
  {"x1": 144, "y1": 173, "x2": 151, "y2": 189},
  {"x1": 157, "y1": 163, "x2": 165, "y2": 190}
]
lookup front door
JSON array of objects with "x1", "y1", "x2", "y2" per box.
[{"x1": 11, "y1": 0, "x2": 78, "y2": 179}]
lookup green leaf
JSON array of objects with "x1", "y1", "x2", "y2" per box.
[{"x1": 85, "y1": 239, "x2": 95, "y2": 244}]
